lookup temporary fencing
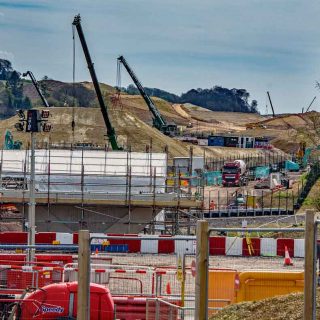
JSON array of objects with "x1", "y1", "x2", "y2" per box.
[
  {"x1": 0, "y1": 264, "x2": 64, "y2": 293},
  {"x1": 200, "y1": 224, "x2": 305, "y2": 319},
  {"x1": 88, "y1": 235, "x2": 198, "y2": 319},
  {"x1": 146, "y1": 298, "x2": 194, "y2": 320},
  {"x1": 204, "y1": 171, "x2": 222, "y2": 186},
  {"x1": 254, "y1": 166, "x2": 270, "y2": 179},
  {"x1": 205, "y1": 187, "x2": 296, "y2": 218}
]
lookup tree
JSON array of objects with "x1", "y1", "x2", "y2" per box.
[
  {"x1": 22, "y1": 96, "x2": 32, "y2": 109},
  {"x1": 250, "y1": 100, "x2": 258, "y2": 113},
  {"x1": 0, "y1": 59, "x2": 13, "y2": 80}
]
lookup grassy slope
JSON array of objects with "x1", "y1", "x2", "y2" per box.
[{"x1": 2, "y1": 79, "x2": 313, "y2": 156}]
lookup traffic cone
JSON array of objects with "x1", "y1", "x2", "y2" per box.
[
  {"x1": 283, "y1": 246, "x2": 293, "y2": 266},
  {"x1": 166, "y1": 282, "x2": 171, "y2": 295}
]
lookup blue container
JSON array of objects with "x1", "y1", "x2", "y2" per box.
[
  {"x1": 208, "y1": 136, "x2": 224, "y2": 146},
  {"x1": 105, "y1": 244, "x2": 128, "y2": 253}
]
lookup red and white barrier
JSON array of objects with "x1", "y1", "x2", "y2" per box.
[{"x1": 0, "y1": 232, "x2": 310, "y2": 258}]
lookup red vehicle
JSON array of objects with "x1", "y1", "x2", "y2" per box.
[
  {"x1": 18, "y1": 282, "x2": 114, "y2": 319},
  {"x1": 222, "y1": 160, "x2": 248, "y2": 187}
]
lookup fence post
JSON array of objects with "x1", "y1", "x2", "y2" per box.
[
  {"x1": 304, "y1": 209, "x2": 319, "y2": 320},
  {"x1": 195, "y1": 220, "x2": 209, "y2": 320},
  {"x1": 77, "y1": 230, "x2": 90, "y2": 320}
]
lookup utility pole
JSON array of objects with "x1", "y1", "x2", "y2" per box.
[
  {"x1": 27, "y1": 132, "x2": 36, "y2": 262},
  {"x1": 77, "y1": 230, "x2": 90, "y2": 320},
  {"x1": 15, "y1": 109, "x2": 51, "y2": 263}
]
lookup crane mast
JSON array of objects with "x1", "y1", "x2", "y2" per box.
[
  {"x1": 72, "y1": 14, "x2": 121, "y2": 150},
  {"x1": 117, "y1": 55, "x2": 177, "y2": 136},
  {"x1": 305, "y1": 96, "x2": 316, "y2": 113},
  {"x1": 23, "y1": 71, "x2": 50, "y2": 108},
  {"x1": 267, "y1": 91, "x2": 275, "y2": 117}
]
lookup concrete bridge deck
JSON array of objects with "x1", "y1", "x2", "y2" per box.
[
  {"x1": 0, "y1": 189, "x2": 202, "y2": 233},
  {"x1": 0, "y1": 190, "x2": 201, "y2": 208}
]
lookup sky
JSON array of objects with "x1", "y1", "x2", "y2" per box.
[{"x1": 0, "y1": 0, "x2": 320, "y2": 114}]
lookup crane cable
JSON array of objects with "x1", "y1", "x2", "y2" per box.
[{"x1": 71, "y1": 25, "x2": 76, "y2": 138}]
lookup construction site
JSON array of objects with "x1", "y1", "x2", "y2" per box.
[{"x1": 0, "y1": 9, "x2": 319, "y2": 320}]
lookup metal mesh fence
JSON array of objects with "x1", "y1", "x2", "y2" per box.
[
  {"x1": 145, "y1": 298, "x2": 195, "y2": 320},
  {"x1": 204, "y1": 187, "x2": 296, "y2": 218},
  {"x1": 207, "y1": 227, "x2": 305, "y2": 318}
]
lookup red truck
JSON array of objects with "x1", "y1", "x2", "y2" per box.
[{"x1": 222, "y1": 160, "x2": 248, "y2": 187}]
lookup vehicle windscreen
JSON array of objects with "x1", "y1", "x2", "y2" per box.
[{"x1": 223, "y1": 167, "x2": 239, "y2": 174}]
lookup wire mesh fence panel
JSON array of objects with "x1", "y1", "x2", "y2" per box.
[
  {"x1": 145, "y1": 298, "x2": 195, "y2": 320},
  {"x1": 207, "y1": 228, "x2": 305, "y2": 318},
  {"x1": 0, "y1": 265, "x2": 64, "y2": 292}
]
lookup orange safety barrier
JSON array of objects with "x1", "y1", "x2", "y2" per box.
[
  {"x1": 207, "y1": 269, "x2": 236, "y2": 316},
  {"x1": 235, "y1": 271, "x2": 304, "y2": 302}
]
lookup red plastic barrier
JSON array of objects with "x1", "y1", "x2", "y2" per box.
[
  {"x1": 113, "y1": 296, "x2": 180, "y2": 320},
  {"x1": 277, "y1": 238, "x2": 294, "y2": 257},
  {"x1": 0, "y1": 232, "x2": 27, "y2": 244},
  {"x1": 73, "y1": 233, "x2": 79, "y2": 244},
  {"x1": 107, "y1": 234, "x2": 141, "y2": 253},
  {"x1": 158, "y1": 235, "x2": 175, "y2": 254},
  {"x1": 0, "y1": 254, "x2": 73, "y2": 266},
  {"x1": 35, "y1": 232, "x2": 56, "y2": 244},
  {"x1": 242, "y1": 238, "x2": 261, "y2": 256},
  {"x1": 209, "y1": 237, "x2": 226, "y2": 255}
]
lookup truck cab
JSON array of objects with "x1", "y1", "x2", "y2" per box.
[{"x1": 222, "y1": 161, "x2": 248, "y2": 187}]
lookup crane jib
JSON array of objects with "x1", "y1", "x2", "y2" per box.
[
  {"x1": 117, "y1": 56, "x2": 173, "y2": 133},
  {"x1": 72, "y1": 14, "x2": 121, "y2": 150}
]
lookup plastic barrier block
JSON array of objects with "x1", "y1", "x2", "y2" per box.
[
  {"x1": 294, "y1": 239, "x2": 305, "y2": 258},
  {"x1": 0, "y1": 232, "x2": 27, "y2": 244},
  {"x1": 141, "y1": 237, "x2": 159, "y2": 254},
  {"x1": 260, "y1": 238, "x2": 277, "y2": 257},
  {"x1": 35, "y1": 232, "x2": 56, "y2": 244},
  {"x1": 277, "y1": 238, "x2": 294, "y2": 257},
  {"x1": 158, "y1": 236, "x2": 175, "y2": 254},
  {"x1": 226, "y1": 237, "x2": 242, "y2": 256},
  {"x1": 242, "y1": 238, "x2": 261, "y2": 256},
  {"x1": 209, "y1": 237, "x2": 226, "y2": 255}
]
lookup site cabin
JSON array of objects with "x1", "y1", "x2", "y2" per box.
[{"x1": 208, "y1": 135, "x2": 271, "y2": 149}]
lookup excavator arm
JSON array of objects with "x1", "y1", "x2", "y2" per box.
[{"x1": 72, "y1": 14, "x2": 121, "y2": 150}]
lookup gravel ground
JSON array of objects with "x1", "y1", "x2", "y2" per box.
[{"x1": 104, "y1": 253, "x2": 304, "y2": 271}]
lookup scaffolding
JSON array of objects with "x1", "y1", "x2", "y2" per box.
[{"x1": 0, "y1": 143, "x2": 203, "y2": 235}]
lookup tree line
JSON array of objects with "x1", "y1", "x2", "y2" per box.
[
  {"x1": 124, "y1": 84, "x2": 258, "y2": 113},
  {"x1": 0, "y1": 59, "x2": 31, "y2": 118}
]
